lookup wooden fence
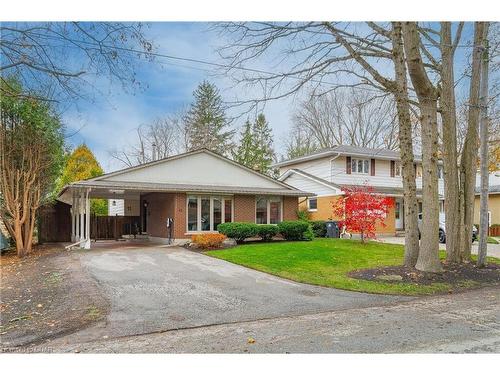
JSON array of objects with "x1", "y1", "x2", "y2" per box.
[
  {"x1": 38, "y1": 202, "x2": 140, "y2": 242},
  {"x1": 90, "y1": 215, "x2": 141, "y2": 240},
  {"x1": 489, "y1": 226, "x2": 500, "y2": 237},
  {"x1": 38, "y1": 201, "x2": 72, "y2": 243}
]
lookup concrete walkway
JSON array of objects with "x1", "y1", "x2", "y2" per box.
[
  {"x1": 376, "y1": 236, "x2": 500, "y2": 258},
  {"x1": 51, "y1": 245, "x2": 410, "y2": 344}
]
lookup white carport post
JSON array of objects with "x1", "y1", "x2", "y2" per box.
[
  {"x1": 83, "y1": 188, "x2": 91, "y2": 249},
  {"x1": 71, "y1": 190, "x2": 76, "y2": 242},
  {"x1": 74, "y1": 190, "x2": 80, "y2": 241},
  {"x1": 79, "y1": 189, "x2": 85, "y2": 247}
]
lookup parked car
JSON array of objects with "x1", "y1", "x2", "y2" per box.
[{"x1": 418, "y1": 213, "x2": 478, "y2": 244}]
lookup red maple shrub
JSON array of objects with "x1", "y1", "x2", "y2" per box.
[{"x1": 332, "y1": 185, "x2": 394, "y2": 243}]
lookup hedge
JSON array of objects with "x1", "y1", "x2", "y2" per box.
[
  {"x1": 257, "y1": 224, "x2": 279, "y2": 241},
  {"x1": 310, "y1": 220, "x2": 327, "y2": 237},
  {"x1": 277, "y1": 220, "x2": 314, "y2": 241},
  {"x1": 217, "y1": 222, "x2": 259, "y2": 243}
]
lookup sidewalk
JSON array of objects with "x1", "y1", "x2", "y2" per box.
[{"x1": 375, "y1": 236, "x2": 500, "y2": 258}]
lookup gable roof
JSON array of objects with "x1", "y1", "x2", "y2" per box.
[
  {"x1": 280, "y1": 168, "x2": 342, "y2": 192},
  {"x1": 58, "y1": 149, "x2": 312, "y2": 199},
  {"x1": 273, "y1": 145, "x2": 423, "y2": 168}
]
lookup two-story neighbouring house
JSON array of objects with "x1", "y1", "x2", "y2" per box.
[{"x1": 274, "y1": 145, "x2": 445, "y2": 236}]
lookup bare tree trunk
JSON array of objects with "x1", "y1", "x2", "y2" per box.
[
  {"x1": 460, "y1": 22, "x2": 485, "y2": 262},
  {"x1": 478, "y1": 23, "x2": 490, "y2": 267},
  {"x1": 440, "y1": 22, "x2": 461, "y2": 263},
  {"x1": 402, "y1": 22, "x2": 442, "y2": 273},
  {"x1": 392, "y1": 22, "x2": 419, "y2": 267}
]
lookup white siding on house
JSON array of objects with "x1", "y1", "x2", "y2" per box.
[
  {"x1": 280, "y1": 155, "x2": 445, "y2": 196},
  {"x1": 283, "y1": 173, "x2": 339, "y2": 197},
  {"x1": 103, "y1": 152, "x2": 282, "y2": 189},
  {"x1": 108, "y1": 198, "x2": 140, "y2": 216},
  {"x1": 108, "y1": 199, "x2": 124, "y2": 216}
]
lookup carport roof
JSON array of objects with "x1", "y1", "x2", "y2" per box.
[{"x1": 60, "y1": 180, "x2": 312, "y2": 198}]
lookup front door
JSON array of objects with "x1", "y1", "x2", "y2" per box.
[{"x1": 395, "y1": 199, "x2": 404, "y2": 229}]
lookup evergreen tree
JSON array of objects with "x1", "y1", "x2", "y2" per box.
[
  {"x1": 184, "y1": 81, "x2": 234, "y2": 155},
  {"x1": 252, "y1": 114, "x2": 276, "y2": 175},
  {"x1": 233, "y1": 114, "x2": 276, "y2": 175},
  {"x1": 58, "y1": 144, "x2": 108, "y2": 215},
  {"x1": 233, "y1": 120, "x2": 256, "y2": 168}
]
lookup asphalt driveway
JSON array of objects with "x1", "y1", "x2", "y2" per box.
[{"x1": 60, "y1": 245, "x2": 410, "y2": 343}]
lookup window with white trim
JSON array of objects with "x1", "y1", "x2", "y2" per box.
[
  {"x1": 351, "y1": 158, "x2": 370, "y2": 174},
  {"x1": 395, "y1": 161, "x2": 402, "y2": 177},
  {"x1": 256, "y1": 196, "x2": 282, "y2": 224},
  {"x1": 308, "y1": 197, "x2": 318, "y2": 211},
  {"x1": 186, "y1": 195, "x2": 233, "y2": 232}
]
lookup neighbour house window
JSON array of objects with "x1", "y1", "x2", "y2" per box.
[
  {"x1": 351, "y1": 158, "x2": 370, "y2": 174},
  {"x1": 395, "y1": 161, "x2": 402, "y2": 177},
  {"x1": 437, "y1": 165, "x2": 444, "y2": 179},
  {"x1": 308, "y1": 198, "x2": 318, "y2": 211},
  {"x1": 186, "y1": 195, "x2": 233, "y2": 232},
  {"x1": 256, "y1": 196, "x2": 282, "y2": 224}
]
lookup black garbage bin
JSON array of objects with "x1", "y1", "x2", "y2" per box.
[{"x1": 325, "y1": 221, "x2": 340, "y2": 238}]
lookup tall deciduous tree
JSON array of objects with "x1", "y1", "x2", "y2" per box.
[
  {"x1": 460, "y1": 22, "x2": 486, "y2": 261},
  {"x1": 184, "y1": 81, "x2": 235, "y2": 156},
  {"x1": 293, "y1": 88, "x2": 399, "y2": 150},
  {"x1": 58, "y1": 144, "x2": 108, "y2": 215},
  {"x1": 110, "y1": 114, "x2": 185, "y2": 168},
  {"x1": 440, "y1": 22, "x2": 463, "y2": 263},
  {"x1": 0, "y1": 79, "x2": 64, "y2": 257},
  {"x1": 218, "y1": 22, "x2": 421, "y2": 268},
  {"x1": 402, "y1": 22, "x2": 442, "y2": 272},
  {"x1": 0, "y1": 22, "x2": 154, "y2": 102},
  {"x1": 477, "y1": 23, "x2": 491, "y2": 267}
]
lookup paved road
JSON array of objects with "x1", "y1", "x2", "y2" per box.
[
  {"x1": 36, "y1": 286, "x2": 500, "y2": 353},
  {"x1": 49, "y1": 246, "x2": 409, "y2": 344}
]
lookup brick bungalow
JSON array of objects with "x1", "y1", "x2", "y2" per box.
[{"x1": 57, "y1": 149, "x2": 312, "y2": 248}]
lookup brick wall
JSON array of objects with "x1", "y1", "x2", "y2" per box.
[
  {"x1": 233, "y1": 195, "x2": 256, "y2": 222},
  {"x1": 298, "y1": 194, "x2": 396, "y2": 235},
  {"x1": 283, "y1": 196, "x2": 299, "y2": 221},
  {"x1": 173, "y1": 193, "x2": 188, "y2": 238},
  {"x1": 141, "y1": 193, "x2": 175, "y2": 238},
  {"x1": 298, "y1": 195, "x2": 342, "y2": 221}
]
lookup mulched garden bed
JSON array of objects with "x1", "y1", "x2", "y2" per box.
[{"x1": 349, "y1": 262, "x2": 500, "y2": 289}]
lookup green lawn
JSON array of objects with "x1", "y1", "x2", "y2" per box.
[{"x1": 205, "y1": 238, "x2": 499, "y2": 296}]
